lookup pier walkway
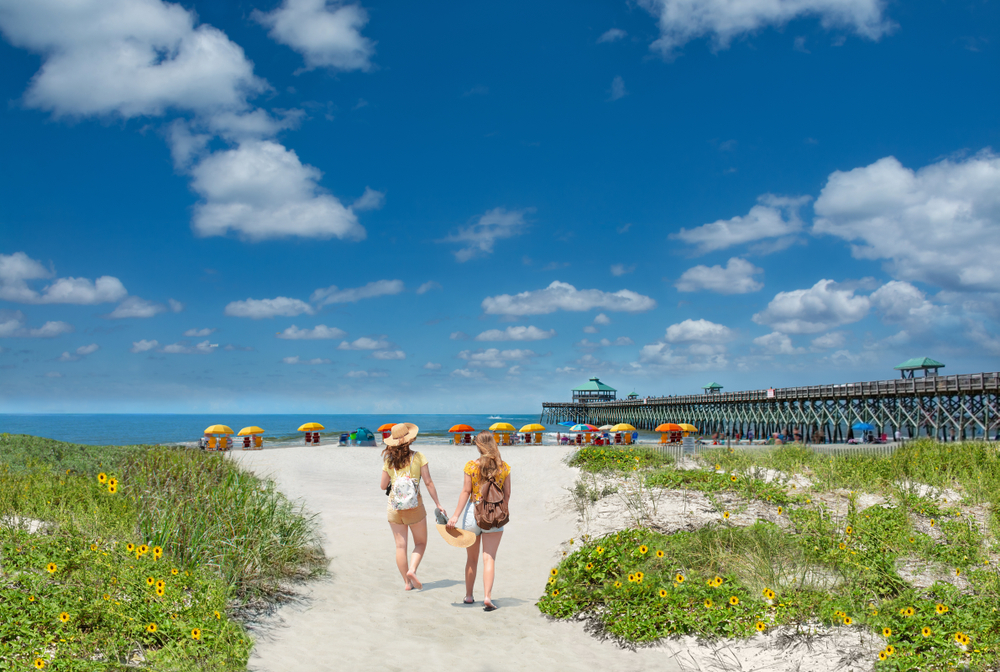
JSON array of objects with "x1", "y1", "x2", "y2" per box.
[{"x1": 541, "y1": 372, "x2": 1000, "y2": 443}]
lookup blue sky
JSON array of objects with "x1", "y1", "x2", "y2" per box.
[{"x1": 1, "y1": 0, "x2": 998, "y2": 414}]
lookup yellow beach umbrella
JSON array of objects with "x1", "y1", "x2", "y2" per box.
[
  {"x1": 679, "y1": 423, "x2": 698, "y2": 432},
  {"x1": 298, "y1": 422, "x2": 325, "y2": 432},
  {"x1": 204, "y1": 424, "x2": 233, "y2": 435},
  {"x1": 611, "y1": 423, "x2": 636, "y2": 432},
  {"x1": 237, "y1": 426, "x2": 265, "y2": 436},
  {"x1": 489, "y1": 422, "x2": 516, "y2": 432},
  {"x1": 519, "y1": 423, "x2": 546, "y2": 432}
]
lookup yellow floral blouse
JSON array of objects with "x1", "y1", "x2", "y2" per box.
[{"x1": 464, "y1": 460, "x2": 511, "y2": 503}]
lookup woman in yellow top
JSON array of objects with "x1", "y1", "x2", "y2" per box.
[
  {"x1": 447, "y1": 430, "x2": 512, "y2": 611},
  {"x1": 380, "y1": 423, "x2": 446, "y2": 591}
]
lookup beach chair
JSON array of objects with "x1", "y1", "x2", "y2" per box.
[
  {"x1": 206, "y1": 436, "x2": 217, "y2": 451},
  {"x1": 243, "y1": 436, "x2": 251, "y2": 449},
  {"x1": 252, "y1": 435, "x2": 263, "y2": 449},
  {"x1": 339, "y1": 433, "x2": 348, "y2": 446},
  {"x1": 575, "y1": 434, "x2": 582, "y2": 445}
]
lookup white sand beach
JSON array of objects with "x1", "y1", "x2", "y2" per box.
[{"x1": 234, "y1": 444, "x2": 875, "y2": 672}]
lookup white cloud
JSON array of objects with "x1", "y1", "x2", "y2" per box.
[
  {"x1": 451, "y1": 368, "x2": 485, "y2": 379},
  {"x1": 636, "y1": 341, "x2": 727, "y2": 371},
  {"x1": 443, "y1": 208, "x2": 533, "y2": 262},
  {"x1": 597, "y1": 28, "x2": 627, "y2": 43},
  {"x1": 372, "y1": 349, "x2": 405, "y2": 360},
  {"x1": 582, "y1": 326, "x2": 599, "y2": 334},
  {"x1": 966, "y1": 321, "x2": 1000, "y2": 355},
  {"x1": 752, "y1": 279, "x2": 870, "y2": 334},
  {"x1": 162, "y1": 340, "x2": 215, "y2": 354},
  {"x1": 130, "y1": 339, "x2": 159, "y2": 353},
  {"x1": 189, "y1": 140, "x2": 366, "y2": 241},
  {"x1": 58, "y1": 343, "x2": 100, "y2": 362},
  {"x1": 0, "y1": 252, "x2": 127, "y2": 304},
  {"x1": 45, "y1": 371, "x2": 63, "y2": 378},
  {"x1": 17, "y1": 318, "x2": 74, "y2": 338},
  {"x1": 753, "y1": 332, "x2": 805, "y2": 354},
  {"x1": 282, "y1": 355, "x2": 332, "y2": 365},
  {"x1": 423, "y1": 362, "x2": 442, "y2": 370},
  {"x1": 675, "y1": 257, "x2": 764, "y2": 294},
  {"x1": 106, "y1": 296, "x2": 167, "y2": 319},
  {"x1": 0, "y1": 311, "x2": 25, "y2": 337},
  {"x1": 594, "y1": 313, "x2": 612, "y2": 326},
  {"x1": 869, "y1": 281, "x2": 939, "y2": 325},
  {"x1": 450, "y1": 331, "x2": 469, "y2": 340},
  {"x1": 671, "y1": 195, "x2": 809, "y2": 255},
  {"x1": 811, "y1": 331, "x2": 847, "y2": 350},
  {"x1": 346, "y1": 369, "x2": 368, "y2": 377},
  {"x1": 482, "y1": 281, "x2": 656, "y2": 316},
  {"x1": 311, "y1": 279, "x2": 403, "y2": 305},
  {"x1": 610, "y1": 263, "x2": 635, "y2": 276},
  {"x1": 609, "y1": 76, "x2": 627, "y2": 101},
  {"x1": 224, "y1": 297, "x2": 315, "y2": 319},
  {"x1": 338, "y1": 336, "x2": 390, "y2": 350},
  {"x1": 351, "y1": 186, "x2": 385, "y2": 211},
  {"x1": 639, "y1": 0, "x2": 892, "y2": 57},
  {"x1": 577, "y1": 337, "x2": 634, "y2": 349},
  {"x1": 664, "y1": 318, "x2": 735, "y2": 344},
  {"x1": 0, "y1": 0, "x2": 266, "y2": 119},
  {"x1": 458, "y1": 348, "x2": 536, "y2": 368},
  {"x1": 253, "y1": 0, "x2": 375, "y2": 72},
  {"x1": 813, "y1": 151, "x2": 1000, "y2": 292},
  {"x1": 416, "y1": 281, "x2": 442, "y2": 295},
  {"x1": 184, "y1": 328, "x2": 216, "y2": 337},
  {"x1": 276, "y1": 324, "x2": 347, "y2": 339},
  {"x1": 475, "y1": 326, "x2": 556, "y2": 342},
  {"x1": 168, "y1": 298, "x2": 184, "y2": 313}
]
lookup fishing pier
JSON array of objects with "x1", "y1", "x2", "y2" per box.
[{"x1": 541, "y1": 370, "x2": 1000, "y2": 443}]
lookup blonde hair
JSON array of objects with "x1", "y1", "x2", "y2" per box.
[
  {"x1": 474, "y1": 430, "x2": 503, "y2": 481},
  {"x1": 381, "y1": 441, "x2": 413, "y2": 471}
]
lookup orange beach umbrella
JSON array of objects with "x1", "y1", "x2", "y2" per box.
[
  {"x1": 449, "y1": 424, "x2": 475, "y2": 433},
  {"x1": 655, "y1": 423, "x2": 682, "y2": 432},
  {"x1": 377, "y1": 423, "x2": 396, "y2": 432}
]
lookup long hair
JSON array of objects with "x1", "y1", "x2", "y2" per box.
[
  {"x1": 474, "y1": 430, "x2": 503, "y2": 481},
  {"x1": 382, "y1": 441, "x2": 413, "y2": 471}
]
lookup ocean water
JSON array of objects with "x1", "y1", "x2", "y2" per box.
[{"x1": 0, "y1": 413, "x2": 547, "y2": 447}]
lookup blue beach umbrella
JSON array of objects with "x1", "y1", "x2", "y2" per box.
[
  {"x1": 558, "y1": 421, "x2": 575, "y2": 427},
  {"x1": 852, "y1": 422, "x2": 876, "y2": 431}
]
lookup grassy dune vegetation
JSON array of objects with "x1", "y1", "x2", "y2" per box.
[
  {"x1": 543, "y1": 441, "x2": 1000, "y2": 671},
  {"x1": 0, "y1": 434, "x2": 325, "y2": 671}
]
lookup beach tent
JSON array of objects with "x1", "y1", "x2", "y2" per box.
[
  {"x1": 354, "y1": 427, "x2": 377, "y2": 447},
  {"x1": 237, "y1": 426, "x2": 265, "y2": 450},
  {"x1": 519, "y1": 423, "x2": 545, "y2": 445},
  {"x1": 449, "y1": 424, "x2": 476, "y2": 445}
]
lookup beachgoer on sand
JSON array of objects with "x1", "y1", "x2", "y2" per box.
[
  {"x1": 380, "y1": 423, "x2": 447, "y2": 591},
  {"x1": 447, "y1": 430, "x2": 512, "y2": 612}
]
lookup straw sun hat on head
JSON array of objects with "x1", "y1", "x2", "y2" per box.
[{"x1": 384, "y1": 422, "x2": 419, "y2": 447}]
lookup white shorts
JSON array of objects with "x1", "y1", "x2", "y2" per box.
[{"x1": 460, "y1": 500, "x2": 504, "y2": 536}]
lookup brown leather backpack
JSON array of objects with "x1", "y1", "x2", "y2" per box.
[{"x1": 474, "y1": 476, "x2": 509, "y2": 530}]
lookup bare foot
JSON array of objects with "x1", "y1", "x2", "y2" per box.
[
  {"x1": 483, "y1": 599, "x2": 497, "y2": 612},
  {"x1": 463, "y1": 596, "x2": 475, "y2": 604},
  {"x1": 404, "y1": 581, "x2": 413, "y2": 591},
  {"x1": 406, "y1": 571, "x2": 422, "y2": 590}
]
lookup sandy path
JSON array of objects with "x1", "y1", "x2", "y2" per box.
[{"x1": 233, "y1": 443, "x2": 685, "y2": 672}]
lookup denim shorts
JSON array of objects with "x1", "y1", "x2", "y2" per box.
[{"x1": 460, "y1": 500, "x2": 504, "y2": 535}]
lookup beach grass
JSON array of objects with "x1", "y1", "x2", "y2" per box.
[
  {"x1": 544, "y1": 440, "x2": 1000, "y2": 670},
  {"x1": 0, "y1": 434, "x2": 326, "y2": 671}
]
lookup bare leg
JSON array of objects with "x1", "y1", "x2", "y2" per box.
[
  {"x1": 464, "y1": 536, "x2": 481, "y2": 602},
  {"x1": 481, "y1": 531, "x2": 503, "y2": 608},
  {"x1": 389, "y1": 522, "x2": 412, "y2": 590},
  {"x1": 406, "y1": 518, "x2": 428, "y2": 589}
]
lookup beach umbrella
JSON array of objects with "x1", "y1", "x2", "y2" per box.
[
  {"x1": 679, "y1": 423, "x2": 698, "y2": 432},
  {"x1": 449, "y1": 424, "x2": 476, "y2": 433},
  {"x1": 570, "y1": 423, "x2": 598, "y2": 432},
  {"x1": 298, "y1": 422, "x2": 325, "y2": 432},
  {"x1": 557, "y1": 421, "x2": 575, "y2": 427},
  {"x1": 204, "y1": 424, "x2": 233, "y2": 435},
  {"x1": 598, "y1": 425, "x2": 613, "y2": 431},
  {"x1": 377, "y1": 423, "x2": 396, "y2": 432},
  {"x1": 519, "y1": 423, "x2": 546, "y2": 432},
  {"x1": 489, "y1": 422, "x2": 516, "y2": 432},
  {"x1": 611, "y1": 423, "x2": 636, "y2": 432},
  {"x1": 852, "y1": 422, "x2": 875, "y2": 431},
  {"x1": 237, "y1": 426, "x2": 264, "y2": 436},
  {"x1": 655, "y1": 423, "x2": 682, "y2": 432}
]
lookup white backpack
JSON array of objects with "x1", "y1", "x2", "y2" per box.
[{"x1": 389, "y1": 463, "x2": 420, "y2": 511}]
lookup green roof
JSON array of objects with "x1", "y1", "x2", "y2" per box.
[
  {"x1": 573, "y1": 377, "x2": 616, "y2": 392},
  {"x1": 894, "y1": 357, "x2": 945, "y2": 370},
  {"x1": 627, "y1": 391, "x2": 639, "y2": 398},
  {"x1": 702, "y1": 382, "x2": 724, "y2": 389}
]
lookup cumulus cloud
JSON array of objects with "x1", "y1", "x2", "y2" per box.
[
  {"x1": 451, "y1": 368, "x2": 485, "y2": 379},
  {"x1": 276, "y1": 324, "x2": 347, "y2": 339},
  {"x1": 443, "y1": 208, "x2": 533, "y2": 262},
  {"x1": 0, "y1": 310, "x2": 74, "y2": 338},
  {"x1": 752, "y1": 279, "x2": 870, "y2": 333},
  {"x1": 168, "y1": 299, "x2": 184, "y2": 312},
  {"x1": 664, "y1": 318, "x2": 735, "y2": 343},
  {"x1": 458, "y1": 348, "x2": 536, "y2": 368},
  {"x1": 813, "y1": 151, "x2": 1000, "y2": 292},
  {"x1": 184, "y1": 328, "x2": 216, "y2": 337},
  {"x1": 130, "y1": 339, "x2": 159, "y2": 353},
  {"x1": 225, "y1": 297, "x2": 315, "y2": 319},
  {"x1": 162, "y1": 340, "x2": 216, "y2": 354},
  {"x1": 752, "y1": 332, "x2": 805, "y2": 354},
  {"x1": 311, "y1": 279, "x2": 403, "y2": 305},
  {"x1": 610, "y1": 263, "x2": 635, "y2": 276},
  {"x1": 597, "y1": 28, "x2": 627, "y2": 43},
  {"x1": 608, "y1": 76, "x2": 627, "y2": 101},
  {"x1": 675, "y1": 257, "x2": 764, "y2": 294},
  {"x1": 811, "y1": 331, "x2": 847, "y2": 350},
  {"x1": 594, "y1": 313, "x2": 612, "y2": 326},
  {"x1": 482, "y1": 281, "x2": 656, "y2": 316},
  {"x1": 0, "y1": 252, "x2": 127, "y2": 304},
  {"x1": 106, "y1": 296, "x2": 168, "y2": 319},
  {"x1": 282, "y1": 355, "x2": 332, "y2": 365},
  {"x1": 351, "y1": 186, "x2": 385, "y2": 211},
  {"x1": 475, "y1": 326, "x2": 556, "y2": 342},
  {"x1": 372, "y1": 349, "x2": 405, "y2": 360},
  {"x1": 423, "y1": 362, "x2": 442, "y2": 370},
  {"x1": 253, "y1": 0, "x2": 375, "y2": 72},
  {"x1": 450, "y1": 331, "x2": 469, "y2": 341},
  {"x1": 416, "y1": 281, "x2": 442, "y2": 295},
  {"x1": 671, "y1": 195, "x2": 810, "y2": 255},
  {"x1": 869, "y1": 281, "x2": 940, "y2": 325},
  {"x1": 576, "y1": 337, "x2": 634, "y2": 349},
  {"x1": 639, "y1": 0, "x2": 892, "y2": 57},
  {"x1": 58, "y1": 343, "x2": 100, "y2": 361},
  {"x1": 636, "y1": 341, "x2": 727, "y2": 371},
  {"x1": 338, "y1": 336, "x2": 390, "y2": 350}
]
